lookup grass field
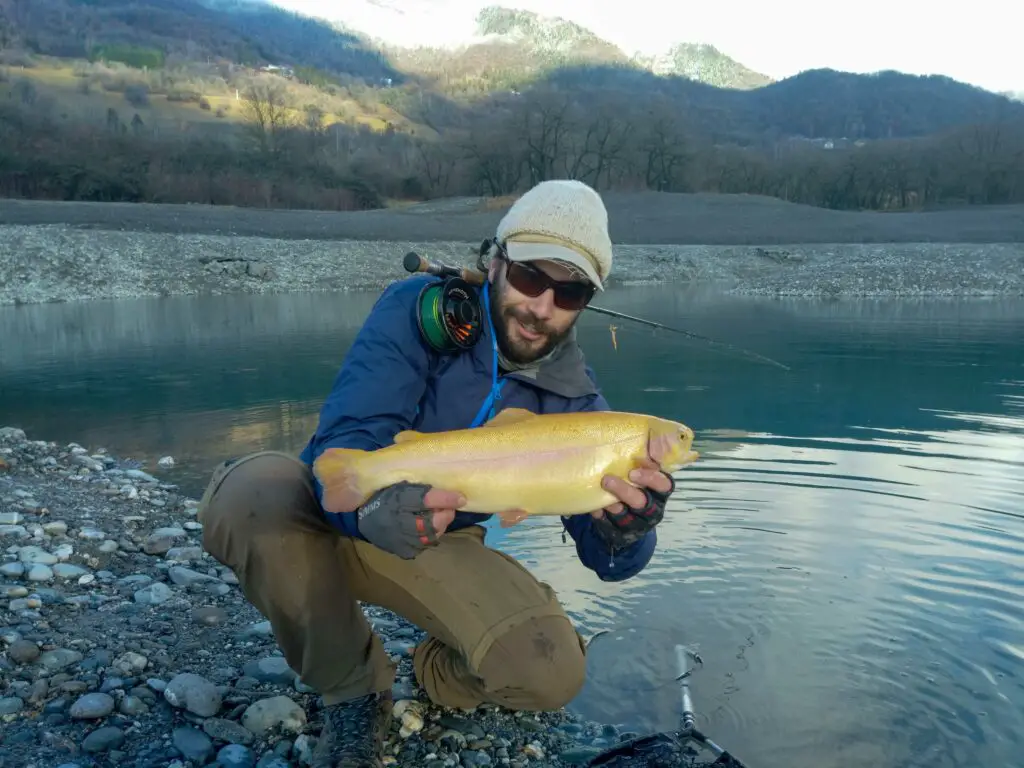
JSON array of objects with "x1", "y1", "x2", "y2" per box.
[
  {"x1": 0, "y1": 56, "x2": 411, "y2": 134},
  {"x1": 2, "y1": 61, "x2": 227, "y2": 127}
]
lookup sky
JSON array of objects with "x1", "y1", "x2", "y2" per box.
[{"x1": 265, "y1": 0, "x2": 1022, "y2": 95}]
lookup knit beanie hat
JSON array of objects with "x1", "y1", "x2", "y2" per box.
[{"x1": 495, "y1": 179, "x2": 613, "y2": 290}]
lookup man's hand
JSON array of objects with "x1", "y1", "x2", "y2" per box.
[
  {"x1": 589, "y1": 456, "x2": 675, "y2": 551},
  {"x1": 356, "y1": 482, "x2": 465, "y2": 559}
]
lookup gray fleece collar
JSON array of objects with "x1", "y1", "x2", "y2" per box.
[{"x1": 497, "y1": 326, "x2": 598, "y2": 399}]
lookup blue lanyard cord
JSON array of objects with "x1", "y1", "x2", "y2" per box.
[{"x1": 470, "y1": 285, "x2": 505, "y2": 428}]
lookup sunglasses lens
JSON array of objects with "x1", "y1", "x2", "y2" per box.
[
  {"x1": 507, "y1": 263, "x2": 547, "y2": 297},
  {"x1": 555, "y1": 284, "x2": 592, "y2": 311},
  {"x1": 506, "y1": 262, "x2": 594, "y2": 310}
]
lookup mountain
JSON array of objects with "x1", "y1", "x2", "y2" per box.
[
  {"x1": 2, "y1": 0, "x2": 400, "y2": 82},
  {"x1": 362, "y1": 4, "x2": 773, "y2": 93},
  {"x1": 380, "y1": 5, "x2": 630, "y2": 95},
  {"x1": 538, "y1": 64, "x2": 1023, "y2": 143},
  {"x1": 747, "y1": 67, "x2": 1018, "y2": 140},
  {"x1": 371, "y1": 5, "x2": 1020, "y2": 142},
  {"x1": 2, "y1": 0, "x2": 1022, "y2": 214},
  {"x1": 636, "y1": 43, "x2": 774, "y2": 90},
  {"x1": 473, "y1": 5, "x2": 627, "y2": 62},
  {"x1": 6, "y1": 0, "x2": 1015, "y2": 143}
]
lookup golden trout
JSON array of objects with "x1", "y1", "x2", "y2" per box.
[{"x1": 312, "y1": 407, "x2": 698, "y2": 522}]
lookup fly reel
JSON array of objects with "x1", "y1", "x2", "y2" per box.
[{"x1": 415, "y1": 277, "x2": 484, "y2": 353}]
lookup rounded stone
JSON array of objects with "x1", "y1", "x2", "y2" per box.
[{"x1": 69, "y1": 692, "x2": 116, "y2": 719}]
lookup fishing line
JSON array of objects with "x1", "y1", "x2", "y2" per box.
[
  {"x1": 402, "y1": 252, "x2": 791, "y2": 371},
  {"x1": 582, "y1": 305, "x2": 790, "y2": 371}
]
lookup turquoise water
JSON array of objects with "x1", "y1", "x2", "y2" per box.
[{"x1": 3, "y1": 286, "x2": 1023, "y2": 768}]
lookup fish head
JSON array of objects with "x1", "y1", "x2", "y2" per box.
[{"x1": 646, "y1": 416, "x2": 699, "y2": 472}]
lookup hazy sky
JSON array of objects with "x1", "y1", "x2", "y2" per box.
[{"x1": 267, "y1": 0, "x2": 1021, "y2": 94}]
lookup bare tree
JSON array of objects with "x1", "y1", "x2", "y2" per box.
[
  {"x1": 239, "y1": 81, "x2": 295, "y2": 154},
  {"x1": 414, "y1": 139, "x2": 460, "y2": 197},
  {"x1": 517, "y1": 87, "x2": 573, "y2": 185},
  {"x1": 454, "y1": 106, "x2": 526, "y2": 195},
  {"x1": 638, "y1": 102, "x2": 691, "y2": 192}
]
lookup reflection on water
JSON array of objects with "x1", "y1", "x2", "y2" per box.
[
  {"x1": 3, "y1": 286, "x2": 1024, "y2": 768},
  {"x1": 1, "y1": 291, "x2": 382, "y2": 488}
]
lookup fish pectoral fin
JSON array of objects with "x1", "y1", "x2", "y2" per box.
[
  {"x1": 483, "y1": 407, "x2": 537, "y2": 428},
  {"x1": 393, "y1": 429, "x2": 427, "y2": 444},
  {"x1": 497, "y1": 507, "x2": 530, "y2": 528}
]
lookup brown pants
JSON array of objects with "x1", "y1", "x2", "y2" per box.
[{"x1": 197, "y1": 450, "x2": 587, "y2": 710}]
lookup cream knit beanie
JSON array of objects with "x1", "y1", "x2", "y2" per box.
[{"x1": 495, "y1": 179, "x2": 613, "y2": 290}]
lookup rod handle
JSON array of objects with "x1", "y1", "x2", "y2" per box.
[{"x1": 404, "y1": 251, "x2": 486, "y2": 286}]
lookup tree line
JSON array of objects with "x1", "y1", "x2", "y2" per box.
[
  {"x1": 411, "y1": 85, "x2": 1024, "y2": 209},
  {"x1": 1, "y1": 75, "x2": 1022, "y2": 212}
]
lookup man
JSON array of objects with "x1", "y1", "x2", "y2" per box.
[{"x1": 198, "y1": 179, "x2": 674, "y2": 768}]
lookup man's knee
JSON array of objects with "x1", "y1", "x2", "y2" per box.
[
  {"x1": 198, "y1": 451, "x2": 322, "y2": 565},
  {"x1": 481, "y1": 614, "x2": 587, "y2": 711}
]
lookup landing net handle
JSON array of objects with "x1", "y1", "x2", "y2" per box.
[{"x1": 676, "y1": 645, "x2": 746, "y2": 767}]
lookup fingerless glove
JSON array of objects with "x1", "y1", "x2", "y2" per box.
[
  {"x1": 357, "y1": 481, "x2": 441, "y2": 559},
  {"x1": 592, "y1": 474, "x2": 675, "y2": 551}
]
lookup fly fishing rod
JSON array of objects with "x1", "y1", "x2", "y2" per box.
[{"x1": 403, "y1": 251, "x2": 791, "y2": 371}]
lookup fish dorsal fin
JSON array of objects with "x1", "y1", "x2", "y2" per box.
[
  {"x1": 393, "y1": 430, "x2": 427, "y2": 444},
  {"x1": 482, "y1": 407, "x2": 537, "y2": 428}
]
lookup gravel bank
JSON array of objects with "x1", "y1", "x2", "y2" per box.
[
  {"x1": 2, "y1": 223, "x2": 1023, "y2": 305},
  {"x1": 4, "y1": 195, "x2": 1024, "y2": 245},
  {"x1": 0, "y1": 427, "x2": 721, "y2": 768}
]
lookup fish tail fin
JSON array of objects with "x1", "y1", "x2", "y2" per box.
[{"x1": 313, "y1": 447, "x2": 370, "y2": 513}]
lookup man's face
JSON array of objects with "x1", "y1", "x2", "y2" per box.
[{"x1": 487, "y1": 258, "x2": 589, "y2": 365}]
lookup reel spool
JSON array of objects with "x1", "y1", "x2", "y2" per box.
[{"x1": 415, "y1": 277, "x2": 484, "y2": 353}]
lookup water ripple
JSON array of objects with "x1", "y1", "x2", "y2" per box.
[{"x1": 549, "y1": 412, "x2": 1024, "y2": 767}]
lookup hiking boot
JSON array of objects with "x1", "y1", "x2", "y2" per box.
[{"x1": 311, "y1": 690, "x2": 394, "y2": 768}]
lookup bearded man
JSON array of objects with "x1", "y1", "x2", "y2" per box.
[{"x1": 198, "y1": 179, "x2": 674, "y2": 767}]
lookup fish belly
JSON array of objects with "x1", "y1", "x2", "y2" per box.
[{"x1": 369, "y1": 430, "x2": 646, "y2": 516}]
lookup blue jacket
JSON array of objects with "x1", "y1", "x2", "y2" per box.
[{"x1": 298, "y1": 274, "x2": 657, "y2": 582}]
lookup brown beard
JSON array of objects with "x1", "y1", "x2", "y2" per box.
[{"x1": 487, "y1": 279, "x2": 574, "y2": 367}]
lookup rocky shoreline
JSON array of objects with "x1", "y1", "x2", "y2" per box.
[
  {"x1": 1, "y1": 223, "x2": 1023, "y2": 305},
  {"x1": 0, "y1": 426, "x2": 707, "y2": 768}
]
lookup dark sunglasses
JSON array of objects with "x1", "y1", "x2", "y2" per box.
[{"x1": 500, "y1": 256, "x2": 596, "y2": 311}]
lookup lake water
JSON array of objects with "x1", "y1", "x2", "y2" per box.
[{"x1": 3, "y1": 285, "x2": 1023, "y2": 768}]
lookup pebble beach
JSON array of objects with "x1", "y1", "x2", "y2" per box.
[
  {"x1": 0, "y1": 427, "x2": 716, "y2": 768},
  {"x1": 2, "y1": 195, "x2": 1024, "y2": 305}
]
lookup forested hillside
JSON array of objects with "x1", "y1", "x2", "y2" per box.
[
  {"x1": 3, "y1": 0, "x2": 400, "y2": 81},
  {"x1": 0, "y1": 0, "x2": 1022, "y2": 213}
]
